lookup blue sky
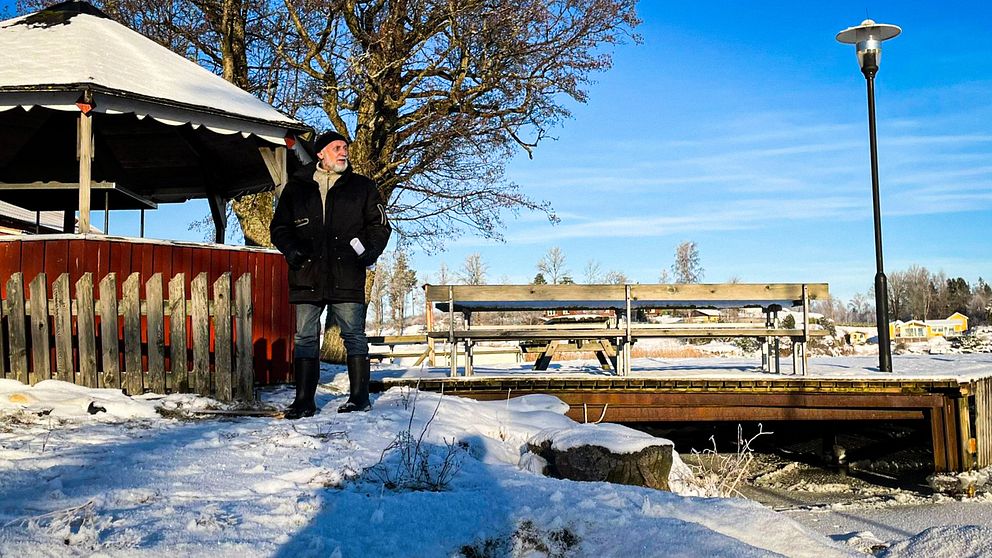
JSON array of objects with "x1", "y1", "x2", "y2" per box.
[{"x1": 4, "y1": 1, "x2": 991, "y2": 302}]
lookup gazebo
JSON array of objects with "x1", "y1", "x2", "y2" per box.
[
  {"x1": 0, "y1": 0, "x2": 310, "y2": 238},
  {"x1": 0, "y1": 1, "x2": 311, "y2": 395}
]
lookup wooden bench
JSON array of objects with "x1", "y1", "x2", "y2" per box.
[
  {"x1": 367, "y1": 335, "x2": 432, "y2": 365},
  {"x1": 424, "y1": 283, "x2": 829, "y2": 377},
  {"x1": 367, "y1": 334, "x2": 522, "y2": 365}
]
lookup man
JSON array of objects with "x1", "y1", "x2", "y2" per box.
[{"x1": 270, "y1": 130, "x2": 391, "y2": 419}]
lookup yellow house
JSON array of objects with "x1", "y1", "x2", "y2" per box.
[{"x1": 889, "y1": 312, "x2": 969, "y2": 339}]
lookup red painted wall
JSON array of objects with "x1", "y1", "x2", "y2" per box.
[{"x1": 0, "y1": 235, "x2": 293, "y2": 385}]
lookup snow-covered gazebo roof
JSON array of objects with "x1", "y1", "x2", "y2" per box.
[{"x1": 0, "y1": 1, "x2": 311, "y2": 236}]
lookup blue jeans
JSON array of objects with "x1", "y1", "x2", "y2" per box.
[{"x1": 293, "y1": 303, "x2": 368, "y2": 359}]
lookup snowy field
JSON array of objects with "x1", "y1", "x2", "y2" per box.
[
  {"x1": 2, "y1": 355, "x2": 992, "y2": 557},
  {"x1": 377, "y1": 352, "x2": 992, "y2": 382}
]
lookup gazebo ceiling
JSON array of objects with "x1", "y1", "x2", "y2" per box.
[{"x1": 0, "y1": 105, "x2": 289, "y2": 209}]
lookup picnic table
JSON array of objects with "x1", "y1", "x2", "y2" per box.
[{"x1": 424, "y1": 283, "x2": 829, "y2": 376}]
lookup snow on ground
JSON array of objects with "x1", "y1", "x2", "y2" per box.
[
  {"x1": 377, "y1": 353, "x2": 992, "y2": 383},
  {"x1": 2, "y1": 356, "x2": 992, "y2": 556}
]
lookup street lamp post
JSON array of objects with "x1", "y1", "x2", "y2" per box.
[{"x1": 836, "y1": 19, "x2": 900, "y2": 373}]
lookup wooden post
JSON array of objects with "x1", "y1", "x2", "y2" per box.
[
  {"x1": 0, "y1": 281, "x2": 5, "y2": 379},
  {"x1": 6, "y1": 274, "x2": 27, "y2": 383},
  {"x1": 98, "y1": 273, "x2": 120, "y2": 389},
  {"x1": 448, "y1": 285, "x2": 456, "y2": 377},
  {"x1": 208, "y1": 193, "x2": 227, "y2": 244},
  {"x1": 213, "y1": 273, "x2": 233, "y2": 401},
  {"x1": 78, "y1": 111, "x2": 93, "y2": 234},
  {"x1": 146, "y1": 273, "x2": 165, "y2": 394},
  {"x1": 76, "y1": 273, "x2": 98, "y2": 388},
  {"x1": 425, "y1": 286, "x2": 436, "y2": 367},
  {"x1": 802, "y1": 284, "x2": 810, "y2": 375},
  {"x1": 259, "y1": 146, "x2": 289, "y2": 199},
  {"x1": 464, "y1": 311, "x2": 473, "y2": 377},
  {"x1": 169, "y1": 274, "x2": 188, "y2": 393},
  {"x1": 122, "y1": 273, "x2": 142, "y2": 396},
  {"x1": 979, "y1": 379, "x2": 992, "y2": 468},
  {"x1": 761, "y1": 310, "x2": 771, "y2": 373},
  {"x1": 28, "y1": 273, "x2": 50, "y2": 385},
  {"x1": 624, "y1": 284, "x2": 632, "y2": 376},
  {"x1": 235, "y1": 273, "x2": 254, "y2": 401},
  {"x1": 771, "y1": 307, "x2": 781, "y2": 374},
  {"x1": 958, "y1": 388, "x2": 974, "y2": 470},
  {"x1": 53, "y1": 273, "x2": 73, "y2": 383},
  {"x1": 191, "y1": 273, "x2": 210, "y2": 396}
]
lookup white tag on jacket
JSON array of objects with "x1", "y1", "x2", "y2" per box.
[{"x1": 350, "y1": 237, "x2": 366, "y2": 256}]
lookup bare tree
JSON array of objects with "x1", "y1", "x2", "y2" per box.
[
  {"x1": 813, "y1": 295, "x2": 848, "y2": 324},
  {"x1": 971, "y1": 278, "x2": 992, "y2": 324},
  {"x1": 434, "y1": 262, "x2": 452, "y2": 285},
  {"x1": 671, "y1": 241, "x2": 703, "y2": 283},
  {"x1": 658, "y1": 269, "x2": 671, "y2": 283},
  {"x1": 369, "y1": 251, "x2": 393, "y2": 334},
  {"x1": 904, "y1": 265, "x2": 936, "y2": 320},
  {"x1": 603, "y1": 270, "x2": 629, "y2": 284},
  {"x1": 583, "y1": 259, "x2": 603, "y2": 284},
  {"x1": 272, "y1": 0, "x2": 640, "y2": 248},
  {"x1": 458, "y1": 253, "x2": 488, "y2": 285},
  {"x1": 388, "y1": 250, "x2": 418, "y2": 332},
  {"x1": 537, "y1": 246, "x2": 569, "y2": 284},
  {"x1": 848, "y1": 292, "x2": 873, "y2": 324}
]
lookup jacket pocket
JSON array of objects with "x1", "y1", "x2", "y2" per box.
[
  {"x1": 333, "y1": 253, "x2": 366, "y2": 292},
  {"x1": 288, "y1": 259, "x2": 319, "y2": 291}
]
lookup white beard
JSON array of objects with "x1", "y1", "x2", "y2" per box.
[{"x1": 320, "y1": 158, "x2": 348, "y2": 173}]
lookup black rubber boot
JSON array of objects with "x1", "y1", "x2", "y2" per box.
[
  {"x1": 337, "y1": 355, "x2": 372, "y2": 413},
  {"x1": 284, "y1": 357, "x2": 320, "y2": 419}
]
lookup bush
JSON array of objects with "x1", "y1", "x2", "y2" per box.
[
  {"x1": 361, "y1": 390, "x2": 465, "y2": 491},
  {"x1": 460, "y1": 520, "x2": 579, "y2": 558}
]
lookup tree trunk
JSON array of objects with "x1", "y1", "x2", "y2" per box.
[{"x1": 231, "y1": 192, "x2": 275, "y2": 247}]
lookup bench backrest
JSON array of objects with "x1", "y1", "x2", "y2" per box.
[{"x1": 424, "y1": 283, "x2": 829, "y2": 312}]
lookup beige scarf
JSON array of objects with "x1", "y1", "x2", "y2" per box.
[{"x1": 313, "y1": 164, "x2": 343, "y2": 215}]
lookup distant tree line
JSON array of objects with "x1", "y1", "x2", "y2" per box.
[{"x1": 814, "y1": 265, "x2": 992, "y2": 326}]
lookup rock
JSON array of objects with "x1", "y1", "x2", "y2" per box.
[{"x1": 527, "y1": 439, "x2": 673, "y2": 491}]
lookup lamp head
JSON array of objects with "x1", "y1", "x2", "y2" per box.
[{"x1": 836, "y1": 19, "x2": 901, "y2": 77}]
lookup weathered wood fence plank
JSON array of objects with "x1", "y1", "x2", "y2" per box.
[
  {"x1": 213, "y1": 273, "x2": 232, "y2": 401},
  {"x1": 76, "y1": 273, "x2": 98, "y2": 388},
  {"x1": 146, "y1": 273, "x2": 165, "y2": 394},
  {"x1": 28, "y1": 273, "x2": 49, "y2": 385},
  {"x1": 6, "y1": 274, "x2": 27, "y2": 383},
  {"x1": 122, "y1": 273, "x2": 142, "y2": 396},
  {"x1": 235, "y1": 274, "x2": 253, "y2": 400},
  {"x1": 191, "y1": 272, "x2": 210, "y2": 396},
  {"x1": 0, "y1": 282, "x2": 5, "y2": 379},
  {"x1": 98, "y1": 273, "x2": 120, "y2": 389},
  {"x1": 168, "y1": 274, "x2": 187, "y2": 393},
  {"x1": 53, "y1": 273, "x2": 73, "y2": 383},
  {"x1": 1, "y1": 270, "x2": 254, "y2": 401}
]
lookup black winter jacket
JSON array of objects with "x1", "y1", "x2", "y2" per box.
[{"x1": 270, "y1": 163, "x2": 391, "y2": 304}]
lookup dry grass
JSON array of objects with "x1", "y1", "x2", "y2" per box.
[
  {"x1": 632, "y1": 346, "x2": 706, "y2": 358},
  {"x1": 522, "y1": 345, "x2": 706, "y2": 362}
]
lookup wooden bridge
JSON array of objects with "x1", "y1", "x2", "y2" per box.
[{"x1": 373, "y1": 370, "x2": 992, "y2": 473}]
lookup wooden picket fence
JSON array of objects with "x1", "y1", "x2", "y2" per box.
[{"x1": 0, "y1": 271, "x2": 253, "y2": 401}]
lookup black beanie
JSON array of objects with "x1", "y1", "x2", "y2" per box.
[{"x1": 313, "y1": 130, "x2": 349, "y2": 154}]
